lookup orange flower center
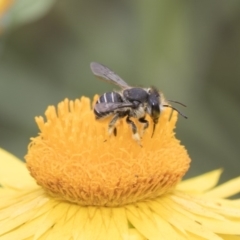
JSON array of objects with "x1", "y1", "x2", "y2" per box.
[{"x1": 25, "y1": 97, "x2": 190, "y2": 206}]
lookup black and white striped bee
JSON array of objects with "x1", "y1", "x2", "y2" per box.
[{"x1": 91, "y1": 62, "x2": 187, "y2": 144}]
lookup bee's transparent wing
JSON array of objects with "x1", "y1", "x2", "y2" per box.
[
  {"x1": 90, "y1": 62, "x2": 130, "y2": 89},
  {"x1": 94, "y1": 102, "x2": 133, "y2": 113}
]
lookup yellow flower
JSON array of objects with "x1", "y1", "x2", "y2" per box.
[{"x1": 1, "y1": 96, "x2": 240, "y2": 240}]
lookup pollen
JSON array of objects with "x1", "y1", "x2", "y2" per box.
[{"x1": 25, "y1": 97, "x2": 191, "y2": 207}]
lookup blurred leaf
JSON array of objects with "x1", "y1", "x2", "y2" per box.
[{"x1": 9, "y1": 0, "x2": 56, "y2": 27}]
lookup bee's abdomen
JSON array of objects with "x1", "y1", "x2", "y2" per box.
[
  {"x1": 94, "y1": 92, "x2": 123, "y2": 119},
  {"x1": 98, "y1": 92, "x2": 122, "y2": 103}
]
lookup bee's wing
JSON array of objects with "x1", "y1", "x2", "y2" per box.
[
  {"x1": 90, "y1": 62, "x2": 130, "y2": 89},
  {"x1": 94, "y1": 102, "x2": 133, "y2": 113}
]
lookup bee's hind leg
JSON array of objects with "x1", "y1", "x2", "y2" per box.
[
  {"x1": 108, "y1": 113, "x2": 119, "y2": 136},
  {"x1": 138, "y1": 116, "x2": 149, "y2": 137},
  {"x1": 126, "y1": 116, "x2": 142, "y2": 146}
]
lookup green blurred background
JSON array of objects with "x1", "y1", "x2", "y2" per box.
[{"x1": 1, "y1": 0, "x2": 240, "y2": 181}]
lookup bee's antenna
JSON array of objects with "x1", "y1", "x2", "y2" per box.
[
  {"x1": 167, "y1": 100, "x2": 187, "y2": 107},
  {"x1": 163, "y1": 105, "x2": 188, "y2": 119}
]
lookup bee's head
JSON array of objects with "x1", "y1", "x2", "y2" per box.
[
  {"x1": 147, "y1": 87, "x2": 188, "y2": 137},
  {"x1": 147, "y1": 87, "x2": 161, "y2": 137},
  {"x1": 147, "y1": 87, "x2": 161, "y2": 123}
]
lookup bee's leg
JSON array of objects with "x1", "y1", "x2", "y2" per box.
[
  {"x1": 138, "y1": 116, "x2": 149, "y2": 137},
  {"x1": 108, "y1": 113, "x2": 119, "y2": 136},
  {"x1": 126, "y1": 116, "x2": 141, "y2": 146}
]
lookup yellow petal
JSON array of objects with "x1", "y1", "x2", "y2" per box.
[
  {"x1": 128, "y1": 229, "x2": 146, "y2": 240},
  {"x1": 100, "y1": 207, "x2": 111, "y2": 231},
  {"x1": 33, "y1": 201, "x2": 70, "y2": 239},
  {"x1": 111, "y1": 207, "x2": 129, "y2": 239},
  {"x1": 167, "y1": 195, "x2": 240, "y2": 235},
  {"x1": 152, "y1": 211, "x2": 186, "y2": 240},
  {"x1": 179, "y1": 193, "x2": 240, "y2": 218},
  {"x1": 0, "y1": 216, "x2": 42, "y2": 240},
  {"x1": 0, "y1": 191, "x2": 56, "y2": 237},
  {"x1": 100, "y1": 207, "x2": 129, "y2": 240},
  {"x1": 204, "y1": 176, "x2": 240, "y2": 198},
  {"x1": 0, "y1": 188, "x2": 44, "y2": 213},
  {"x1": 0, "y1": 204, "x2": 40, "y2": 236},
  {"x1": 219, "y1": 235, "x2": 240, "y2": 240},
  {"x1": 0, "y1": 148, "x2": 37, "y2": 189},
  {"x1": 148, "y1": 199, "x2": 188, "y2": 237},
  {"x1": 219, "y1": 199, "x2": 240, "y2": 208},
  {"x1": 171, "y1": 193, "x2": 225, "y2": 220},
  {"x1": 157, "y1": 197, "x2": 223, "y2": 240},
  {"x1": 177, "y1": 169, "x2": 223, "y2": 194},
  {"x1": 38, "y1": 204, "x2": 76, "y2": 240},
  {"x1": 50, "y1": 203, "x2": 79, "y2": 239},
  {"x1": 102, "y1": 210, "x2": 123, "y2": 240},
  {"x1": 88, "y1": 208, "x2": 105, "y2": 240},
  {"x1": 126, "y1": 202, "x2": 181, "y2": 240},
  {"x1": 126, "y1": 204, "x2": 155, "y2": 239},
  {"x1": 71, "y1": 206, "x2": 90, "y2": 240}
]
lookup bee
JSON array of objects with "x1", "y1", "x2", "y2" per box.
[{"x1": 91, "y1": 62, "x2": 187, "y2": 144}]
